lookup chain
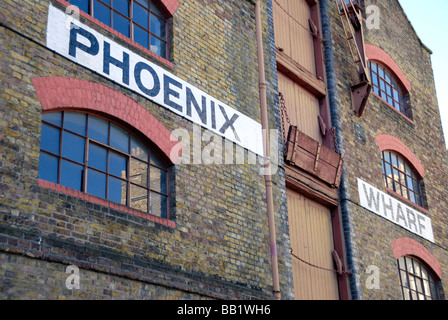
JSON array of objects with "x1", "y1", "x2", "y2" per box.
[
  {"x1": 330, "y1": 127, "x2": 340, "y2": 154},
  {"x1": 290, "y1": 249, "x2": 352, "y2": 275},
  {"x1": 279, "y1": 92, "x2": 291, "y2": 149},
  {"x1": 273, "y1": 0, "x2": 324, "y2": 41}
]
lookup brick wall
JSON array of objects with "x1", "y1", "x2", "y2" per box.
[
  {"x1": 330, "y1": 0, "x2": 448, "y2": 299},
  {"x1": 0, "y1": 0, "x2": 293, "y2": 299}
]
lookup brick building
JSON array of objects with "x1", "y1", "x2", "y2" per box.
[
  {"x1": 0, "y1": 0, "x2": 294, "y2": 300},
  {"x1": 324, "y1": 0, "x2": 448, "y2": 299},
  {"x1": 1, "y1": 0, "x2": 447, "y2": 301}
]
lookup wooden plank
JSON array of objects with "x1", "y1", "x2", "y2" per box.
[
  {"x1": 285, "y1": 126, "x2": 344, "y2": 187},
  {"x1": 286, "y1": 189, "x2": 340, "y2": 300}
]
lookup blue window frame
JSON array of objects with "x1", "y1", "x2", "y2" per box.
[
  {"x1": 369, "y1": 61, "x2": 409, "y2": 117},
  {"x1": 39, "y1": 111, "x2": 170, "y2": 218},
  {"x1": 68, "y1": 0, "x2": 168, "y2": 59}
]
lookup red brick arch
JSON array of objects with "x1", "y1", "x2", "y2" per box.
[
  {"x1": 391, "y1": 238, "x2": 442, "y2": 280},
  {"x1": 376, "y1": 134, "x2": 424, "y2": 178},
  {"x1": 365, "y1": 44, "x2": 411, "y2": 92},
  {"x1": 32, "y1": 76, "x2": 181, "y2": 164}
]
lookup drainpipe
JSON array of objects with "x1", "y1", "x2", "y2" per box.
[
  {"x1": 255, "y1": 0, "x2": 281, "y2": 300},
  {"x1": 320, "y1": 0, "x2": 358, "y2": 299}
]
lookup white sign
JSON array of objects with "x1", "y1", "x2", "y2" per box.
[
  {"x1": 46, "y1": 4, "x2": 264, "y2": 156},
  {"x1": 358, "y1": 178, "x2": 434, "y2": 243}
]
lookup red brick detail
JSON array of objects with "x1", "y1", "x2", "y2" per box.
[
  {"x1": 32, "y1": 76, "x2": 182, "y2": 164},
  {"x1": 39, "y1": 179, "x2": 175, "y2": 228},
  {"x1": 159, "y1": 0, "x2": 180, "y2": 16},
  {"x1": 54, "y1": 0, "x2": 176, "y2": 68},
  {"x1": 376, "y1": 134, "x2": 424, "y2": 178},
  {"x1": 391, "y1": 237, "x2": 442, "y2": 280},
  {"x1": 365, "y1": 44, "x2": 411, "y2": 92}
]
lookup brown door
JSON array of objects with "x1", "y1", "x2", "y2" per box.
[
  {"x1": 273, "y1": 0, "x2": 316, "y2": 75},
  {"x1": 287, "y1": 188, "x2": 339, "y2": 300},
  {"x1": 278, "y1": 72, "x2": 322, "y2": 143}
]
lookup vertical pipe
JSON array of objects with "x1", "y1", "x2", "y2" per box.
[
  {"x1": 255, "y1": 0, "x2": 281, "y2": 300},
  {"x1": 320, "y1": 0, "x2": 358, "y2": 299}
]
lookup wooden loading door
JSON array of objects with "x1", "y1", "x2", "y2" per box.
[{"x1": 286, "y1": 188, "x2": 339, "y2": 300}]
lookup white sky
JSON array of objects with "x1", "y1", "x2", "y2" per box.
[{"x1": 398, "y1": 0, "x2": 448, "y2": 148}]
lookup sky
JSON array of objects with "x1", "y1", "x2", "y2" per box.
[{"x1": 398, "y1": 0, "x2": 448, "y2": 148}]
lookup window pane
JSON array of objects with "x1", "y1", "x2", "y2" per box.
[
  {"x1": 150, "y1": 36, "x2": 166, "y2": 58},
  {"x1": 87, "y1": 169, "x2": 107, "y2": 198},
  {"x1": 130, "y1": 158, "x2": 148, "y2": 187},
  {"x1": 94, "y1": 0, "x2": 111, "y2": 26},
  {"x1": 131, "y1": 184, "x2": 148, "y2": 212},
  {"x1": 393, "y1": 169, "x2": 400, "y2": 182},
  {"x1": 150, "y1": 152, "x2": 165, "y2": 168},
  {"x1": 386, "y1": 177, "x2": 393, "y2": 189},
  {"x1": 88, "y1": 143, "x2": 107, "y2": 171},
  {"x1": 110, "y1": 124, "x2": 129, "y2": 153},
  {"x1": 150, "y1": 192, "x2": 167, "y2": 218},
  {"x1": 109, "y1": 176, "x2": 127, "y2": 205},
  {"x1": 373, "y1": 86, "x2": 380, "y2": 95},
  {"x1": 150, "y1": 2, "x2": 163, "y2": 16},
  {"x1": 403, "y1": 289, "x2": 410, "y2": 300},
  {"x1": 70, "y1": 0, "x2": 89, "y2": 13},
  {"x1": 151, "y1": 14, "x2": 166, "y2": 39},
  {"x1": 409, "y1": 275, "x2": 416, "y2": 291},
  {"x1": 423, "y1": 280, "x2": 431, "y2": 296},
  {"x1": 410, "y1": 192, "x2": 416, "y2": 203},
  {"x1": 64, "y1": 112, "x2": 86, "y2": 135},
  {"x1": 41, "y1": 123, "x2": 60, "y2": 155},
  {"x1": 386, "y1": 84, "x2": 392, "y2": 97},
  {"x1": 387, "y1": 95, "x2": 394, "y2": 106},
  {"x1": 113, "y1": 12, "x2": 130, "y2": 37},
  {"x1": 393, "y1": 89, "x2": 399, "y2": 102},
  {"x1": 110, "y1": 151, "x2": 127, "y2": 178},
  {"x1": 391, "y1": 153, "x2": 398, "y2": 167},
  {"x1": 62, "y1": 132, "x2": 85, "y2": 163},
  {"x1": 378, "y1": 66, "x2": 385, "y2": 78},
  {"x1": 61, "y1": 160, "x2": 83, "y2": 190},
  {"x1": 131, "y1": 136, "x2": 149, "y2": 161},
  {"x1": 371, "y1": 73, "x2": 378, "y2": 86},
  {"x1": 384, "y1": 162, "x2": 392, "y2": 178},
  {"x1": 133, "y1": 2, "x2": 149, "y2": 29},
  {"x1": 39, "y1": 152, "x2": 59, "y2": 183},
  {"x1": 43, "y1": 112, "x2": 62, "y2": 127},
  {"x1": 407, "y1": 176, "x2": 415, "y2": 191},
  {"x1": 150, "y1": 166, "x2": 167, "y2": 194},
  {"x1": 115, "y1": 0, "x2": 129, "y2": 16},
  {"x1": 430, "y1": 282, "x2": 438, "y2": 298},
  {"x1": 134, "y1": 25, "x2": 149, "y2": 49},
  {"x1": 136, "y1": 0, "x2": 149, "y2": 8},
  {"x1": 371, "y1": 62, "x2": 378, "y2": 73},
  {"x1": 379, "y1": 79, "x2": 386, "y2": 92},
  {"x1": 88, "y1": 115, "x2": 109, "y2": 144},
  {"x1": 406, "y1": 257, "x2": 414, "y2": 274},
  {"x1": 400, "y1": 269, "x2": 408, "y2": 286}
]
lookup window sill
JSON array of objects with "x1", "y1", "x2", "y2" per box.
[
  {"x1": 385, "y1": 187, "x2": 430, "y2": 216},
  {"x1": 39, "y1": 179, "x2": 175, "y2": 228},
  {"x1": 372, "y1": 92, "x2": 415, "y2": 125},
  {"x1": 54, "y1": 0, "x2": 174, "y2": 69}
]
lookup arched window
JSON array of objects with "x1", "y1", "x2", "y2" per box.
[
  {"x1": 381, "y1": 151, "x2": 424, "y2": 207},
  {"x1": 397, "y1": 256, "x2": 440, "y2": 300},
  {"x1": 369, "y1": 61, "x2": 409, "y2": 117},
  {"x1": 68, "y1": 0, "x2": 174, "y2": 59},
  {"x1": 39, "y1": 111, "x2": 169, "y2": 218}
]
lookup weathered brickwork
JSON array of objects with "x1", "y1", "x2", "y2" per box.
[
  {"x1": 0, "y1": 0, "x2": 293, "y2": 299},
  {"x1": 329, "y1": 0, "x2": 448, "y2": 299}
]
